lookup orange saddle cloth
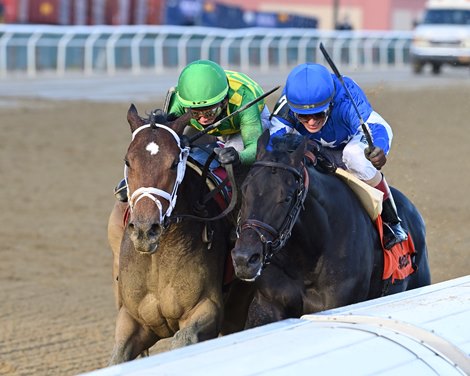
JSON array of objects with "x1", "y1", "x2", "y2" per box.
[{"x1": 375, "y1": 215, "x2": 416, "y2": 283}]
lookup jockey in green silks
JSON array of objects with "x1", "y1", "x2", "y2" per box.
[
  {"x1": 167, "y1": 59, "x2": 271, "y2": 165},
  {"x1": 113, "y1": 60, "x2": 271, "y2": 203}
]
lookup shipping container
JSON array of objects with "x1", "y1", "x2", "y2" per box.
[
  {"x1": 200, "y1": 1, "x2": 245, "y2": 28},
  {"x1": 0, "y1": 0, "x2": 163, "y2": 25},
  {"x1": 164, "y1": 0, "x2": 203, "y2": 26},
  {"x1": 27, "y1": 0, "x2": 70, "y2": 25}
]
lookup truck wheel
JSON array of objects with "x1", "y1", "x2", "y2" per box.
[
  {"x1": 413, "y1": 61, "x2": 424, "y2": 74},
  {"x1": 432, "y1": 63, "x2": 441, "y2": 75}
]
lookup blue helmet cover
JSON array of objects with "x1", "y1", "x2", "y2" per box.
[{"x1": 285, "y1": 63, "x2": 335, "y2": 115}]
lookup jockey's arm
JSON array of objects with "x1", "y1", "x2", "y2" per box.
[
  {"x1": 342, "y1": 81, "x2": 393, "y2": 155},
  {"x1": 238, "y1": 105, "x2": 264, "y2": 164},
  {"x1": 347, "y1": 105, "x2": 392, "y2": 155}
]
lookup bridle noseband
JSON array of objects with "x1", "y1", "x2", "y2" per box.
[{"x1": 237, "y1": 159, "x2": 309, "y2": 266}]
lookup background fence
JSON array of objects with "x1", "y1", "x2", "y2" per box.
[{"x1": 0, "y1": 24, "x2": 413, "y2": 77}]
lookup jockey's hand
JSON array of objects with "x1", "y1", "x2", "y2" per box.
[
  {"x1": 364, "y1": 146, "x2": 386, "y2": 170},
  {"x1": 214, "y1": 146, "x2": 240, "y2": 165}
]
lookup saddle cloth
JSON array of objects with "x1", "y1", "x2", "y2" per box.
[
  {"x1": 334, "y1": 168, "x2": 415, "y2": 283},
  {"x1": 375, "y1": 215, "x2": 416, "y2": 283}
]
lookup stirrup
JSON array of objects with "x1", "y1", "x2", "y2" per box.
[
  {"x1": 114, "y1": 179, "x2": 128, "y2": 202},
  {"x1": 382, "y1": 222, "x2": 408, "y2": 249}
]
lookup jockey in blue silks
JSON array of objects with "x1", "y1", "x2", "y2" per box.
[{"x1": 270, "y1": 63, "x2": 407, "y2": 250}]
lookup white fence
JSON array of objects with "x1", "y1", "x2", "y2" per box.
[{"x1": 0, "y1": 24, "x2": 413, "y2": 77}]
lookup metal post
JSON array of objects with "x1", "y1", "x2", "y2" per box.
[{"x1": 333, "y1": 0, "x2": 340, "y2": 29}]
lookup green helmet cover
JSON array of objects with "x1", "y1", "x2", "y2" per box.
[{"x1": 176, "y1": 60, "x2": 229, "y2": 108}]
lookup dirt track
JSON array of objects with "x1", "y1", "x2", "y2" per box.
[{"x1": 0, "y1": 82, "x2": 469, "y2": 375}]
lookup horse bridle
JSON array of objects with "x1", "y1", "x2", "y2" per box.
[
  {"x1": 125, "y1": 122, "x2": 237, "y2": 227},
  {"x1": 125, "y1": 123, "x2": 190, "y2": 225},
  {"x1": 237, "y1": 160, "x2": 309, "y2": 266}
]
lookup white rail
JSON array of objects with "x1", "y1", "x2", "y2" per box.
[{"x1": 0, "y1": 24, "x2": 413, "y2": 77}]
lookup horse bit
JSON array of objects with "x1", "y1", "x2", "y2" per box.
[{"x1": 237, "y1": 160, "x2": 309, "y2": 266}]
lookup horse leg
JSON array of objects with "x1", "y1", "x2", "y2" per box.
[
  {"x1": 109, "y1": 307, "x2": 158, "y2": 365},
  {"x1": 245, "y1": 269, "x2": 304, "y2": 329},
  {"x1": 244, "y1": 290, "x2": 288, "y2": 328},
  {"x1": 221, "y1": 279, "x2": 256, "y2": 335},
  {"x1": 151, "y1": 297, "x2": 222, "y2": 354},
  {"x1": 107, "y1": 201, "x2": 127, "y2": 309}
]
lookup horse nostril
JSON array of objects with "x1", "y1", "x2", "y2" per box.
[
  {"x1": 150, "y1": 223, "x2": 161, "y2": 237},
  {"x1": 248, "y1": 253, "x2": 260, "y2": 266}
]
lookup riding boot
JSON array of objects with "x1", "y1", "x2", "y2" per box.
[
  {"x1": 114, "y1": 178, "x2": 128, "y2": 202},
  {"x1": 374, "y1": 175, "x2": 408, "y2": 249}
]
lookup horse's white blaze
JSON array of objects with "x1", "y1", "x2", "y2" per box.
[{"x1": 146, "y1": 142, "x2": 159, "y2": 155}]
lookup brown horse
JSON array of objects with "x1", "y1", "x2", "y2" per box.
[{"x1": 107, "y1": 105, "x2": 251, "y2": 364}]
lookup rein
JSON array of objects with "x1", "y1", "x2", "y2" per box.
[
  {"x1": 167, "y1": 161, "x2": 238, "y2": 224},
  {"x1": 237, "y1": 159, "x2": 309, "y2": 266}
]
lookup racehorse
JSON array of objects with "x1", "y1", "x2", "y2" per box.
[
  {"x1": 107, "y1": 105, "x2": 252, "y2": 364},
  {"x1": 232, "y1": 130, "x2": 431, "y2": 328}
]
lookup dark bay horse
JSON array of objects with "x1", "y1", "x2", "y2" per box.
[
  {"x1": 107, "y1": 105, "x2": 251, "y2": 364},
  {"x1": 232, "y1": 130, "x2": 431, "y2": 328}
]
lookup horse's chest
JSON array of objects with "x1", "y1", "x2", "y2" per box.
[{"x1": 122, "y1": 284, "x2": 203, "y2": 335}]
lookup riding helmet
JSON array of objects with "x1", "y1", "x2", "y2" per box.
[
  {"x1": 285, "y1": 63, "x2": 335, "y2": 114},
  {"x1": 176, "y1": 60, "x2": 229, "y2": 108}
]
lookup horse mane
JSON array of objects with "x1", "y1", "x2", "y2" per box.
[
  {"x1": 269, "y1": 133, "x2": 304, "y2": 153},
  {"x1": 147, "y1": 109, "x2": 168, "y2": 126},
  {"x1": 146, "y1": 108, "x2": 192, "y2": 134}
]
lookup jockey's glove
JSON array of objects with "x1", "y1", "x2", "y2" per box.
[
  {"x1": 364, "y1": 146, "x2": 386, "y2": 170},
  {"x1": 214, "y1": 146, "x2": 240, "y2": 165}
]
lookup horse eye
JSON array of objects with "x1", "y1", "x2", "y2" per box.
[
  {"x1": 124, "y1": 158, "x2": 130, "y2": 167},
  {"x1": 171, "y1": 160, "x2": 179, "y2": 170}
]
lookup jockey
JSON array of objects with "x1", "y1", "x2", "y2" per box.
[
  {"x1": 114, "y1": 59, "x2": 270, "y2": 202},
  {"x1": 270, "y1": 63, "x2": 407, "y2": 250},
  {"x1": 167, "y1": 59, "x2": 271, "y2": 166}
]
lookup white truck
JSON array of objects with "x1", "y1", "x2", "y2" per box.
[{"x1": 410, "y1": 0, "x2": 470, "y2": 74}]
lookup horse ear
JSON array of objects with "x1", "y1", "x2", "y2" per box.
[
  {"x1": 256, "y1": 129, "x2": 271, "y2": 159},
  {"x1": 127, "y1": 104, "x2": 146, "y2": 133},
  {"x1": 291, "y1": 136, "x2": 308, "y2": 166},
  {"x1": 167, "y1": 112, "x2": 191, "y2": 134}
]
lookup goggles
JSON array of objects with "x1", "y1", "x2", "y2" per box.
[
  {"x1": 189, "y1": 103, "x2": 223, "y2": 120},
  {"x1": 294, "y1": 109, "x2": 329, "y2": 123}
]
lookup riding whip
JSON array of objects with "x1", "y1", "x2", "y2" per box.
[
  {"x1": 319, "y1": 42, "x2": 374, "y2": 150},
  {"x1": 188, "y1": 85, "x2": 281, "y2": 143}
]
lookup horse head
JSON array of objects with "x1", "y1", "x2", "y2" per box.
[
  {"x1": 232, "y1": 130, "x2": 308, "y2": 281},
  {"x1": 124, "y1": 104, "x2": 191, "y2": 254}
]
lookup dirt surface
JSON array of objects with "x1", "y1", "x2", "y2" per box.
[{"x1": 1, "y1": 83, "x2": 469, "y2": 375}]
